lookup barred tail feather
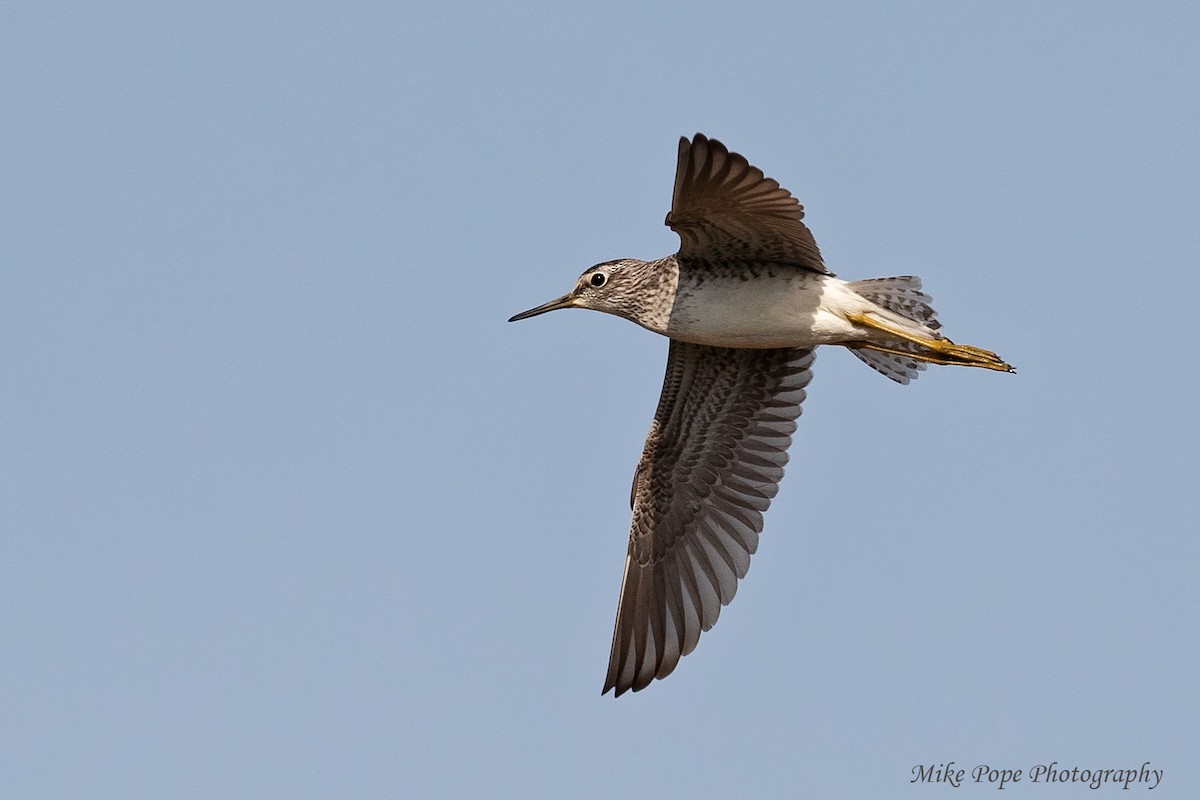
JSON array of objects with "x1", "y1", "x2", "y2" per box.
[
  {"x1": 847, "y1": 276, "x2": 942, "y2": 384},
  {"x1": 849, "y1": 345, "x2": 927, "y2": 385},
  {"x1": 847, "y1": 276, "x2": 941, "y2": 331}
]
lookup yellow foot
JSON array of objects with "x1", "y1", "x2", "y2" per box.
[{"x1": 845, "y1": 312, "x2": 1014, "y2": 373}]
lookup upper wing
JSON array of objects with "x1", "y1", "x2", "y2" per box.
[
  {"x1": 603, "y1": 342, "x2": 816, "y2": 696},
  {"x1": 665, "y1": 133, "x2": 830, "y2": 274}
]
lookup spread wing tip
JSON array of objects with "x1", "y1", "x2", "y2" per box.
[{"x1": 666, "y1": 133, "x2": 828, "y2": 272}]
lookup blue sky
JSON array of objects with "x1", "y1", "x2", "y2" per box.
[{"x1": 2, "y1": 2, "x2": 1197, "y2": 798}]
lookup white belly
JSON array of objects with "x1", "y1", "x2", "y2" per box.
[{"x1": 662, "y1": 273, "x2": 875, "y2": 348}]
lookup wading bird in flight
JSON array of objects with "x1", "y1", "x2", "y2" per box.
[{"x1": 510, "y1": 134, "x2": 1012, "y2": 696}]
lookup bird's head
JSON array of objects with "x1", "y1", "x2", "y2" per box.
[{"x1": 508, "y1": 258, "x2": 653, "y2": 323}]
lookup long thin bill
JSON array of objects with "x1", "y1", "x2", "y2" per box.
[{"x1": 508, "y1": 293, "x2": 575, "y2": 322}]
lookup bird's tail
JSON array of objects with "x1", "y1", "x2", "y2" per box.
[
  {"x1": 845, "y1": 276, "x2": 1012, "y2": 384},
  {"x1": 848, "y1": 276, "x2": 941, "y2": 333}
]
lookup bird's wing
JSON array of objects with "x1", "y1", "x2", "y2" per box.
[
  {"x1": 603, "y1": 342, "x2": 816, "y2": 696},
  {"x1": 665, "y1": 133, "x2": 831, "y2": 274}
]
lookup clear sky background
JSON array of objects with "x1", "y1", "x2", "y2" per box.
[{"x1": 2, "y1": 2, "x2": 1198, "y2": 798}]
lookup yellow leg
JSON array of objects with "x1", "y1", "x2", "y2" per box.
[
  {"x1": 845, "y1": 312, "x2": 1014, "y2": 373},
  {"x1": 845, "y1": 341, "x2": 987, "y2": 368}
]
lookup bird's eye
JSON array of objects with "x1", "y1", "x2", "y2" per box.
[{"x1": 590, "y1": 272, "x2": 607, "y2": 288}]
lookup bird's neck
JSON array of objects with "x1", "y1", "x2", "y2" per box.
[{"x1": 620, "y1": 256, "x2": 680, "y2": 334}]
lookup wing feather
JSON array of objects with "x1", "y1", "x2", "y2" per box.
[
  {"x1": 666, "y1": 133, "x2": 831, "y2": 274},
  {"x1": 603, "y1": 342, "x2": 816, "y2": 695}
]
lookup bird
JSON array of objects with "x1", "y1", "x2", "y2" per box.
[{"x1": 509, "y1": 133, "x2": 1012, "y2": 697}]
